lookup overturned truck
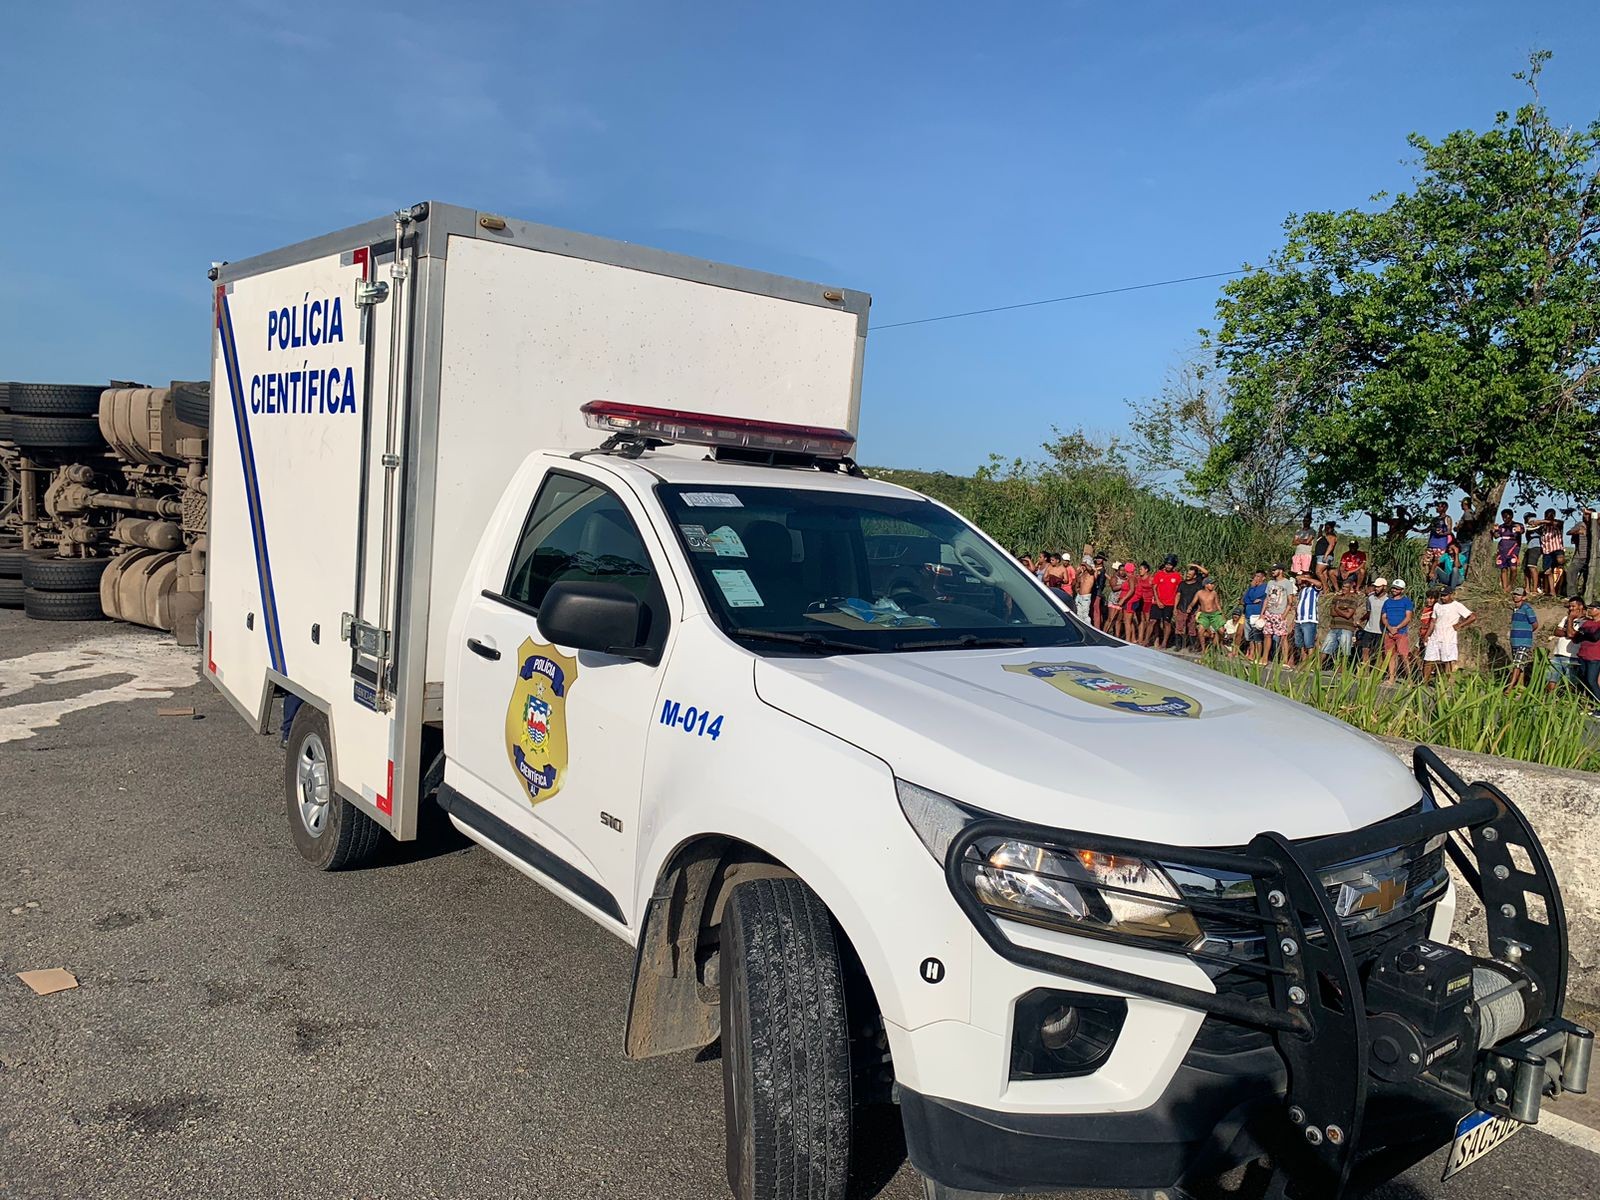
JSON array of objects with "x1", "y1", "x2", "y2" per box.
[{"x1": 0, "y1": 380, "x2": 209, "y2": 639}]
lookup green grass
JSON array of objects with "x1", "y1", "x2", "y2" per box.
[{"x1": 1201, "y1": 651, "x2": 1600, "y2": 773}]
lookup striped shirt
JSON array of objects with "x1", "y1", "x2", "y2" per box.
[
  {"x1": 1542, "y1": 522, "x2": 1563, "y2": 554},
  {"x1": 1510, "y1": 603, "x2": 1537, "y2": 649},
  {"x1": 1296, "y1": 585, "x2": 1321, "y2": 624}
]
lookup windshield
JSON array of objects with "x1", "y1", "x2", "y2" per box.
[{"x1": 657, "y1": 483, "x2": 1103, "y2": 652}]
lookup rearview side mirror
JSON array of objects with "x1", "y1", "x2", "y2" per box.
[{"x1": 537, "y1": 581, "x2": 655, "y2": 663}]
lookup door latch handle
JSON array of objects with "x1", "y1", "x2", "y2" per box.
[{"x1": 467, "y1": 637, "x2": 500, "y2": 661}]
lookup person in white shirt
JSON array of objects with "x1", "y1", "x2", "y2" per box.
[{"x1": 1422, "y1": 586, "x2": 1477, "y2": 681}]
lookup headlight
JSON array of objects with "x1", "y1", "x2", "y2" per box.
[{"x1": 896, "y1": 779, "x2": 1202, "y2": 948}]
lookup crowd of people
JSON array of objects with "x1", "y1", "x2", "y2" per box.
[{"x1": 1020, "y1": 511, "x2": 1600, "y2": 703}]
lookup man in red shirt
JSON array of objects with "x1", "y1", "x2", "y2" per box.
[
  {"x1": 1338, "y1": 540, "x2": 1368, "y2": 588},
  {"x1": 1151, "y1": 556, "x2": 1184, "y2": 649}
]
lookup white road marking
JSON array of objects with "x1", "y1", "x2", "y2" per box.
[
  {"x1": 1536, "y1": 1109, "x2": 1600, "y2": 1156},
  {"x1": 0, "y1": 631, "x2": 198, "y2": 743}
]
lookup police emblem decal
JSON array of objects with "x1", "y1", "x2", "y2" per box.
[
  {"x1": 504, "y1": 639, "x2": 578, "y2": 803},
  {"x1": 1003, "y1": 661, "x2": 1202, "y2": 718}
]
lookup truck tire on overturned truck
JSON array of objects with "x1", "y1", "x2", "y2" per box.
[
  {"x1": 21, "y1": 588, "x2": 106, "y2": 621},
  {"x1": 21, "y1": 552, "x2": 109, "y2": 591}
]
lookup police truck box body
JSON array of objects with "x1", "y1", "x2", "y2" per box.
[{"x1": 208, "y1": 203, "x2": 1590, "y2": 1200}]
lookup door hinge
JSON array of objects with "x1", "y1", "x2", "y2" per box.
[
  {"x1": 355, "y1": 279, "x2": 390, "y2": 308},
  {"x1": 340, "y1": 612, "x2": 390, "y2": 658}
]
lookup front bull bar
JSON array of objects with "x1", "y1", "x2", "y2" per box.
[{"x1": 943, "y1": 745, "x2": 1591, "y2": 1198}]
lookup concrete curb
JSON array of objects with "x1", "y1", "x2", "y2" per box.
[{"x1": 1379, "y1": 737, "x2": 1600, "y2": 1007}]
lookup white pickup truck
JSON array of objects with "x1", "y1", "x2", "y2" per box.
[{"x1": 207, "y1": 204, "x2": 1590, "y2": 1200}]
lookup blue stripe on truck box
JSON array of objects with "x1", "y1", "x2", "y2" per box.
[{"x1": 215, "y1": 285, "x2": 287, "y2": 675}]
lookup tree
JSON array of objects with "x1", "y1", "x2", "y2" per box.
[
  {"x1": 1201, "y1": 52, "x2": 1600, "y2": 569},
  {"x1": 1128, "y1": 358, "x2": 1305, "y2": 526}
]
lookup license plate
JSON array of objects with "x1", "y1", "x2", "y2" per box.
[{"x1": 1442, "y1": 1109, "x2": 1522, "y2": 1180}]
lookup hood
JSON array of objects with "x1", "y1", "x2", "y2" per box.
[{"x1": 753, "y1": 644, "x2": 1421, "y2": 846}]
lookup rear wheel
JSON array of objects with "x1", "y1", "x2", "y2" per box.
[
  {"x1": 284, "y1": 704, "x2": 385, "y2": 870},
  {"x1": 720, "y1": 877, "x2": 852, "y2": 1200}
]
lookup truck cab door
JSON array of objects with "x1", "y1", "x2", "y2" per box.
[{"x1": 445, "y1": 465, "x2": 674, "y2": 932}]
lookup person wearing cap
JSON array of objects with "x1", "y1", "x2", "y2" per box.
[
  {"x1": 1421, "y1": 585, "x2": 1476, "y2": 681},
  {"x1": 1506, "y1": 588, "x2": 1539, "y2": 690},
  {"x1": 1380, "y1": 579, "x2": 1414, "y2": 683},
  {"x1": 1357, "y1": 577, "x2": 1387, "y2": 664}
]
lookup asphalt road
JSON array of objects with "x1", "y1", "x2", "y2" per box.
[{"x1": 1, "y1": 610, "x2": 1596, "y2": 1199}]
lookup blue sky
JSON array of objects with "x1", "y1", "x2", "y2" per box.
[{"x1": 5, "y1": 1, "x2": 1599, "y2": 473}]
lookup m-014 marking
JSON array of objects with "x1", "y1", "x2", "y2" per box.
[{"x1": 659, "y1": 699, "x2": 723, "y2": 741}]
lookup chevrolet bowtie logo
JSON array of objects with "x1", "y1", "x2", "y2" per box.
[{"x1": 1335, "y1": 871, "x2": 1409, "y2": 919}]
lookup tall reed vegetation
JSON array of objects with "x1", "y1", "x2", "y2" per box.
[{"x1": 1204, "y1": 652, "x2": 1600, "y2": 773}]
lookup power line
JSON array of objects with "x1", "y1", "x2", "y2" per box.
[{"x1": 870, "y1": 268, "x2": 1250, "y2": 331}]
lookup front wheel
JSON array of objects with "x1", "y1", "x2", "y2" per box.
[
  {"x1": 720, "y1": 877, "x2": 852, "y2": 1200},
  {"x1": 284, "y1": 704, "x2": 384, "y2": 870}
]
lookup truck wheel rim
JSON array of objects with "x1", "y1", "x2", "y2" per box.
[{"x1": 296, "y1": 733, "x2": 331, "y2": 836}]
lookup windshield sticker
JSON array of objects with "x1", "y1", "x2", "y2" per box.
[
  {"x1": 679, "y1": 523, "x2": 713, "y2": 553},
  {"x1": 1003, "y1": 661, "x2": 1202, "y2": 718},
  {"x1": 680, "y1": 492, "x2": 743, "y2": 508},
  {"x1": 712, "y1": 568, "x2": 764, "y2": 608},
  {"x1": 707, "y1": 525, "x2": 748, "y2": 558},
  {"x1": 505, "y1": 640, "x2": 579, "y2": 804}
]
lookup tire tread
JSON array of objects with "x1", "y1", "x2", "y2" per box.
[
  {"x1": 21, "y1": 587, "x2": 106, "y2": 621},
  {"x1": 723, "y1": 877, "x2": 851, "y2": 1200},
  {"x1": 5, "y1": 383, "x2": 106, "y2": 417},
  {"x1": 22, "y1": 552, "x2": 109, "y2": 592}
]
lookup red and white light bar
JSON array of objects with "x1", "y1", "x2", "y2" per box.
[{"x1": 581, "y1": 400, "x2": 856, "y2": 459}]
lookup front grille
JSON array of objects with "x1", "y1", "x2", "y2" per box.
[
  {"x1": 1185, "y1": 837, "x2": 1446, "y2": 1056},
  {"x1": 1191, "y1": 907, "x2": 1435, "y2": 1054}
]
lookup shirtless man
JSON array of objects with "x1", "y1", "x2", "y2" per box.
[
  {"x1": 1073, "y1": 561, "x2": 1096, "y2": 624},
  {"x1": 1192, "y1": 578, "x2": 1225, "y2": 651}
]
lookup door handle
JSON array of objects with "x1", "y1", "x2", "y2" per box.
[{"x1": 467, "y1": 637, "x2": 500, "y2": 661}]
